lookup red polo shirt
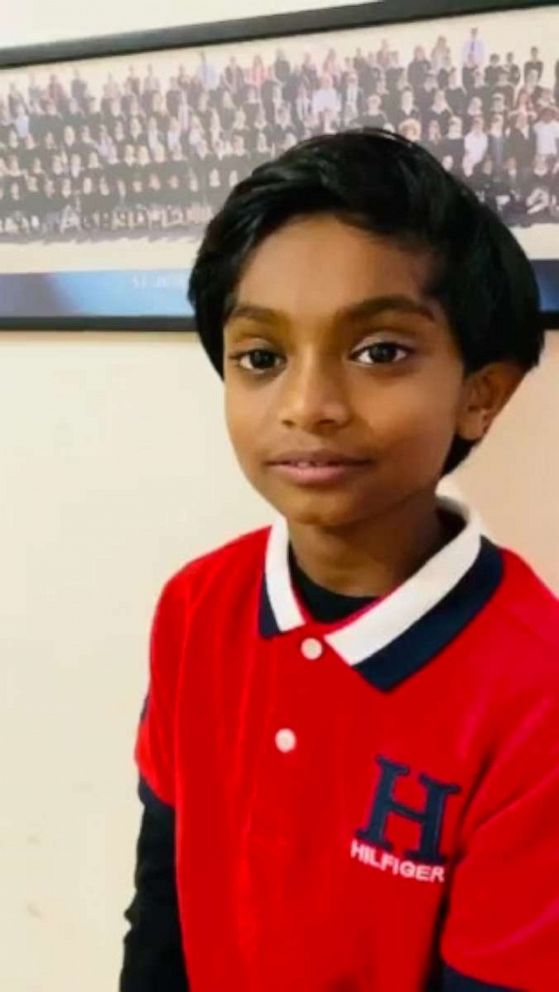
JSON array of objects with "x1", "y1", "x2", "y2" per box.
[{"x1": 136, "y1": 499, "x2": 559, "y2": 991}]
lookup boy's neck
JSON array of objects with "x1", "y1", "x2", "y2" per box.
[{"x1": 287, "y1": 490, "x2": 455, "y2": 599}]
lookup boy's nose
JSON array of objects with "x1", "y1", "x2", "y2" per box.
[{"x1": 277, "y1": 360, "x2": 352, "y2": 432}]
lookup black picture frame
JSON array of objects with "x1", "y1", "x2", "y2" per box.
[{"x1": 0, "y1": 0, "x2": 557, "y2": 329}]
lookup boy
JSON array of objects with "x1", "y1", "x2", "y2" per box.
[{"x1": 120, "y1": 130, "x2": 558, "y2": 991}]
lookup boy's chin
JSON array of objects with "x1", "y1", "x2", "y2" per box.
[{"x1": 268, "y1": 490, "x2": 373, "y2": 531}]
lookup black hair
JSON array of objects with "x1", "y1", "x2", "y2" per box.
[{"x1": 188, "y1": 129, "x2": 544, "y2": 474}]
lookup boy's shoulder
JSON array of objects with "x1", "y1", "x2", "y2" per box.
[
  {"x1": 159, "y1": 524, "x2": 271, "y2": 605},
  {"x1": 499, "y1": 546, "x2": 559, "y2": 643},
  {"x1": 489, "y1": 545, "x2": 559, "y2": 684}
]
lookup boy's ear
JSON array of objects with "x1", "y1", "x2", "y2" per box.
[{"x1": 457, "y1": 361, "x2": 525, "y2": 443}]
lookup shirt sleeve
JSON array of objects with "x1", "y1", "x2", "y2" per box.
[
  {"x1": 440, "y1": 697, "x2": 559, "y2": 992},
  {"x1": 120, "y1": 575, "x2": 189, "y2": 990},
  {"x1": 119, "y1": 778, "x2": 188, "y2": 991},
  {"x1": 135, "y1": 575, "x2": 186, "y2": 806}
]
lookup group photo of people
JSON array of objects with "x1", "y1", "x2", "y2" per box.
[{"x1": 0, "y1": 22, "x2": 558, "y2": 242}]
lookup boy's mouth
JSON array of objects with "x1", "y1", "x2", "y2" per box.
[{"x1": 267, "y1": 449, "x2": 371, "y2": 486}]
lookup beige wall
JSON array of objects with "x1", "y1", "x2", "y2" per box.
[
  {"x1": 1, "y1": 3, "x2": 558, "y2": 992},
  {"x1": 0, "y1": 331, "x2": 270, "y2": 992},
  {"x1": 3, "y1": 0, "x2": 367, "y2": 48},
  {"x1": 455, "y1": 332, "x2": 559, "y2": 588}
]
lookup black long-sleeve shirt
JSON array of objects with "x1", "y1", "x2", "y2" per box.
[{"x1": 119, "y1": 780, "x2": 189, "y2": 991}]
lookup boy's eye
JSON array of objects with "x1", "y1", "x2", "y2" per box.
[
  {"x1": 231, "y1": 348, "x2": 283, "y2": 372},
  {"x1": 351, "y1": 342, "x2": 411, "y2": 365}
]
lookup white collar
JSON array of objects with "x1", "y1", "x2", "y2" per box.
[{"x1": 264, "y1": 497, "x2": 483, "y2": 667}]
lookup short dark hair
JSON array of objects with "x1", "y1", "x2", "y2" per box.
[{"x1": 188, "y1": 129, "x2": 543, "y2": 474}]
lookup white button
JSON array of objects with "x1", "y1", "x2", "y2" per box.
[
  {"x1": 275, "y1": 728, "x2": 297, "y2": 753},
  {"x1": 301, "y1": 637, "x2": 323, "y2": 660}
]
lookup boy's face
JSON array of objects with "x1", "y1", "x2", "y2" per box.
[{"x1": 224, "y1": 215, "x2": 488, "y2": 531}]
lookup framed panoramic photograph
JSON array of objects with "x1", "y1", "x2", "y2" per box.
[{"x1": 0, "y1": 0, "x2": 557, "y2": 329}]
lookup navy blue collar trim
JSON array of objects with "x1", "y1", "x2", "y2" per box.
[
  {"x1": 356, "y1": 538, "x2": 503, "y2": 689},
  {"x1": 259, "y1": 575, "x2": 282, "y2": 637}
]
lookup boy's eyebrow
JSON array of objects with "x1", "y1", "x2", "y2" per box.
[
  {"x1": 226, "y1": 302, "x2": 281, "y2": 325},
  {"x1": 335, "y1": 295, "x2": 438, "y2": 325},
  {"x1": 226, "y1": 295, "x2": 438, "y2": 327}
]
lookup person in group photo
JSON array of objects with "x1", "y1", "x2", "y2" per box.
[
  {"x1": 97, "y1": 173, "x2": 117, "y2": 231},
  {"x1": 128, "y1": 173, "x2": 148, "y2": 231},
  {"x1": 41, "y1": 176, "x2": 63, "y2": 235},
  {"x1": 146, "y1": 171, "x2": 165, "y2": 231},
  {"x1": 23, "y1": 172, "x2": 42, "y2": 232},
  {"x1": 79, "y1": 173, "x2": 98, "y2": 231},
  {"x1": 4, "y1": 178, "x2": 29, "y2": 235},
  {"x1": 58, "y1": 175, "x2": 81, "y2": 234},
  {"x1": 163, "y1": 171, "x2": 188, "y2": 230},
  {"x1": 112, "y1": 176, "x2": 131, "y2": 233}
]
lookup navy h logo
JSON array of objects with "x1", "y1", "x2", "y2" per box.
[{"x1": 356, "y1": 756, "x2": 461, "y2": 866}]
